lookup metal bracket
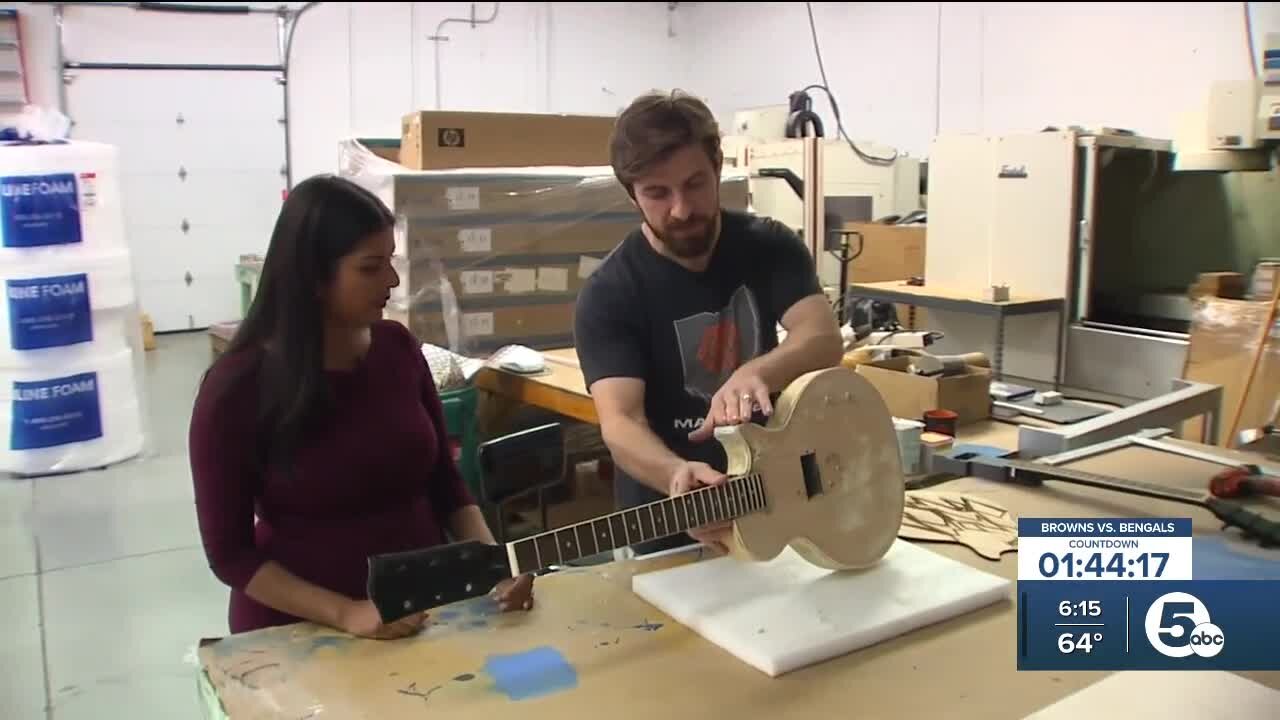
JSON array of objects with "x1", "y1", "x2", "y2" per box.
[
  {"x1": 1036, "y1": 427, "x2": 1280, "y2": 477},
  {"x1": 1017, "y1": 379, "x2": 1222, "y2": 458}
]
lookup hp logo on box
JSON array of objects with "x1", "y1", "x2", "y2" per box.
[{"x1": 1144, "y1": 592, "x2": 1225, "y2": 658}]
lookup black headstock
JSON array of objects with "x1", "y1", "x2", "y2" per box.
[{"x1": 367, "y1": 540, "x2": 512, "y2": 623}]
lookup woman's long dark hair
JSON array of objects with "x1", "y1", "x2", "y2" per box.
[{"x1": 218, "y1": 174, "x2": 396, "y2": 472}]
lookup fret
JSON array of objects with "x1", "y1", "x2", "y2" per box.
[
  {"x1": 680, "y1": 493, "x2": 693, "y2": 530},
  {"x1": 609, "y1": 514, "x2": 629, "y2": 547},
  {"x1": 651, "y1": 501, "x2": 669, "y2": 538},
  {"x1": 534, "y1": 533, "x2": 558, "y2": 568},
  {"x1": 574, "y1": 523, "x2": 594, "y2": 558},
  {"x1": 512, "y1": 539, "x2": 539, "y2": 576},
  {"x1": 663, "y1": 498, "x2": 679, "y2": 534},
  {"x1": 687, "y1": 492, "x2": 702, "y2": 528},
  {"x1": 715, "y1": 485, "x2": 728, "y2": 521},
  {"x1": 624, "y1": 509, "x2": 643, "y2": 544},
  {"x1": 636, "y1": 506, "x2": 656, "y2": 542},
  {"x1": 725, "y1": 481, "x2": 738, "y2": 519},
  {"x1": 742, "y1": 476, "x2": 754, "y2": 513},
  {"x1": 554, "y1": 528, "x2": 574, "y2": 564},
  {"x1": 754, "y1": 474, "x2": 765, "y2": 509},
  {"x1": 698, "y1": 489, "x2": 710, "y2": 526},
  {"x1": 592, "y1": 519, "x2": 612, "y2": 554}
]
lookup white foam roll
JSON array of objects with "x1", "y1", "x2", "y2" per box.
[
  {"x1": 0, "y1": 140, "x2": 127, "y2": 258},
  {"x1": 0, "y1": 347, "x2": 145, "y2": 475},
  {"x1": 0, "y1": 307, "x2": 137, "y2": 370},
  {"x1": 0, "y1": 247, "x2": 138, "y2": 363}
]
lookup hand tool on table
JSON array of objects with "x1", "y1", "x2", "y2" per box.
[{"x1": 1210, "y1": 466, "x2": 1280, "y2": 500}]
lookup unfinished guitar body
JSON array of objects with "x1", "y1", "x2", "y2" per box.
[
  {"x1": 367, "y1": 366, "x2": 908, "y2": 623},
  {"x1": 715, "y1": 366, "x2": 906, "y2": 570}
]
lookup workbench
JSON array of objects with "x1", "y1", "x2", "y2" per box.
[
  {"x1": 473, "y1": 347, "x2": 596, "y2": 426},
  {"x1": 195, "y1": 421, "x2": 1280, "y2": 719},
  {"x1": 847, "y1": 281, "x2": 1066, "y2": 386}
]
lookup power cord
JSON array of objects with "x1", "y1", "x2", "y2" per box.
[{"x1": 804, "y1": 2, "x2": 898, "y2": 166}]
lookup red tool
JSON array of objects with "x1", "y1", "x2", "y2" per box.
[{"x1": 1210, "y1": 466, "x2": 1280, "y2": 499}]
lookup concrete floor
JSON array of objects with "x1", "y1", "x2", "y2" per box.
[{"x1": 1, "y1": 331, "x2": 228, "y2": 720}]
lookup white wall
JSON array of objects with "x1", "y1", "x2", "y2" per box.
[
  {"x1": 11, "y1": 2, "x2": 1277, "y2": 177},
  {"x1": 6, "y1": 2, "x2": 690, "y2": 184},
  {"x1": 287, "y1": 1, "x2": 690, "y2": 182},
  {"x1": 686, "y1": 2, "x2": 1280, "y2": 160}
]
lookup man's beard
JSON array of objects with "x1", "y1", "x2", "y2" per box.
[{"x1": 647, "y1": 213, "x2": 718, "y2": 259}]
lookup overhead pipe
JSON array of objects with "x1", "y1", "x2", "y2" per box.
[{"x1": 430, "y1": 3, "x2": 501, "y2": 110}]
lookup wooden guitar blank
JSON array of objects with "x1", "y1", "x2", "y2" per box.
[
  {"x1": 716, "y1": 366, "x2": 906, "y2": 571},
  {"x1": 898, "y1": 491, "x2": 1018, "y2": 561}
]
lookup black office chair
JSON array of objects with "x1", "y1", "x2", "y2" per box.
[{"x1": 476, "y1": 422, "x2": 566, "y2": 543}]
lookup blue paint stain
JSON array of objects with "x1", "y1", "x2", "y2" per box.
[
  {"x1": 631, "y1": 620, "x2": 663, "y2": 632},
  {"x1": 467, "y1": 620, "x2": 488, "y2": 629},
  {"x1": 467, "y1": 596, "x2": 500, "y2": 617},
  {"x1": 308, "y1": 636, "x2": 349, "y2": 651},
  {"x1": 482, "y1": 646, "x2": 578, "y2": 701},
  {"x1": 437, "y1": 609, "x2": 463, "y2": 621}
]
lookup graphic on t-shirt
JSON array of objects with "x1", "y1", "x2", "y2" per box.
[{"x1": 672, "y1": 285, "x2": 762, "y2": 402}]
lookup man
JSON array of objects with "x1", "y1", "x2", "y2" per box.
[{"x1": 573, "y1": 90, "x2": 843, "y2": 557}]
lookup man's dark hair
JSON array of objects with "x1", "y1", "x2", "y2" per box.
[{"x1": 609, "y1": 89, "x2": 722, "y2": 199}]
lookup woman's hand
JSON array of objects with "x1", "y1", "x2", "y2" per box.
[
  {"x1": 492, "y1": 573, "x2": 535, "y2": 612},
  {"x1": 337, "y1": 598, "x2": 429, "y2": 640}
]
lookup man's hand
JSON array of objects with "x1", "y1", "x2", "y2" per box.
[
  {"x1": 688, "y1": 365, "x2": 773, "y2": 443},
  {"x1": 669, "y1": 461, "x2": 732, "y2": 554}
]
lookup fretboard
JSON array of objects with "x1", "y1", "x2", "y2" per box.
[{"x1": 507, "y1": 473, "x2": 769, "y2": 575}]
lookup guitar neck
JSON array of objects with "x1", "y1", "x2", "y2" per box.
[{"x1": 505, "y1": 473, "x2": 769, "y2": 576}]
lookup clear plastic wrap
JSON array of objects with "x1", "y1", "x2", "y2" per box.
[
  {"x1": 1181, "y1": 278, "x2": 1280, "y2": 445},
  {"x1": 0, "y1": 138, "x2": 152, "y2": 476},
  {"x1": 338, "y1": 137, "x2": 751, "y2": 359}
]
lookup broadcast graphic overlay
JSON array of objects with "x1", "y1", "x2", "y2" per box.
[{"x1": 1016, "y1": 517, "x2": 1280, "y2": 670}]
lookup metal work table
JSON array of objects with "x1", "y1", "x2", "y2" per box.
[{"x1": 847, "y1": 281, "x2": 1067, "y2": 385}]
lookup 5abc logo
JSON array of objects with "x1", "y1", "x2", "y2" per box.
[{"x1": 1143, "y1": 592, "x2": 1225, "y2": 658}]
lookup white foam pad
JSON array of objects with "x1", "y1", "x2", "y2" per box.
[{"x1": 631, "y1": 539, "x2": 1011, "y2": 677}]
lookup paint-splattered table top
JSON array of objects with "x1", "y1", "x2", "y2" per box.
[{"x1": 197, "y1": 428, "x2": 1280, "y2": 719}]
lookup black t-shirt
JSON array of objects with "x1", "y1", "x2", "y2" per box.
[{"x1": 573, "y1": 209, "x2": 823, "y2": 551}]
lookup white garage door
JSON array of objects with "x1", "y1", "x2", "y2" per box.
[{"x1": 66, "y1": 69, "x2": 285, "y2": 332}]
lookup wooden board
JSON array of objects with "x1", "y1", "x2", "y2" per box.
[{"x1": 899, "y1": 491, "x2": 1018, "y2": 561}]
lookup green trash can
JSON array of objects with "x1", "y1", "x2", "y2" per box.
[{"x1": 438, "y1": 384, "x2": 480, "y2": 497}]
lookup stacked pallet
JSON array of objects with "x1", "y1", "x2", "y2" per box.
[{"x1": 340, "y1": 112, "x2": 748, "y2": 356}]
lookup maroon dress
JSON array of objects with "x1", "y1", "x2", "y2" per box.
[{"x1": 188, "y1": 320, "x2": 475, "y2": 633}]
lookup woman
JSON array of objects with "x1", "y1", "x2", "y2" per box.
[{"x1": 189, "y1": 175, "x2": 533, "y2": 639}]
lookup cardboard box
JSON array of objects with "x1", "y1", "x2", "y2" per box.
[
  {"x1": 341, "y1": 138, "x2": 750, "y2": 355},
  {"x1": 1189, "y1": 272, "x2": 1247, "y2": 300},
  {"x1": 1181, "y1": 279, "x2": 1280, "y2": 444},
  {"x1": 856, "y1": 356, "x2": 991, "y2": 425},
  {"x1": 140, "y1": 313, "x2": 156, "y2": 351},
  {"x1": 842, "y1": 222, "x2": 927, "y2": 329},
  {"x1": 401, "y1": 111, "x2": 617, "y2": 170}
]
